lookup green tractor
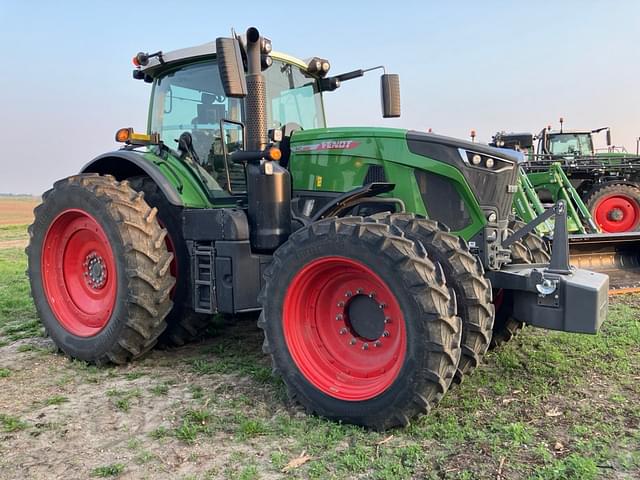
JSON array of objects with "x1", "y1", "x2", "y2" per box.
[
  {"x1": 492, "y1": 125, "x2": 640, "y2": 292},
  {"x1": 493, "y1": 120, "x2": 640, "y2": 233},
  {"x1": 27, "y1": 27, "x2": 608, "y2": 429}
]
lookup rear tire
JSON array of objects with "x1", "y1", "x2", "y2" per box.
[
  {"x1": 585, "y1": 183, "x2": 640, "y2": 233},
  {"x1": 259, "y1": 217, "x2": 461, "y2": 429},
  {"x1": 490, "y1": 220, "x2": 549, "y2": 349},
  {"x1": 27, "y1": 174, "x2": 174, "y2": 364},
  {"x1": 129, "y1": 177, "x2": 212, "y2": 347},
  {"x1": 367, "y1": 212, "x2": 494, "y2": 383}
]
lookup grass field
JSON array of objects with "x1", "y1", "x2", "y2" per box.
[{"x1": 0, "y1": 204, "x2": 639, "y2": 479}]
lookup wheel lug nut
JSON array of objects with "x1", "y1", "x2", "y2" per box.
[
  {"x1": 336, "y1": 301, "x2": 344, "y2": 308},
  {"x1": 362, "y1": 343, "x2": 369, "y2": 350},
  {"x1": 336, "y1": 314, "x2": 344, "y2": 321},
  {"x1": 374, "y1": 341, "x2": 382, "y2": 347},
  {"x1": 356, "y1": 288, "x2": 363, "y2": 294},
  {"x1": 382, "y1": 331, "x2": 390, "y2": 337},
  {"x1": 345, "y1": 291, "x2": 352, "y2": 297},
  {"x1": 368, "y1": 292, "x2": 376, "y2": 298},
  {"x1": 379, "y1": 303, "x2": 387, "y2": 309},
  {"x1": 384, "y1": 317, "x2": 391, "y2": 324},
  {"x1": 339, "y1": 328, "x2": 347, "y2": 335},
  {"x1": 349, "y1": 338, "x2": 357, "y2": 345}
]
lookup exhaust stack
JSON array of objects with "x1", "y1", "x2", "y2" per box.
[{"x1": 245, "y1": 27, "x2": 268, "y2": 151}]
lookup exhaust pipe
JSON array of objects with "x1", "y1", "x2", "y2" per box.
[
  {"x1": 243, "y1": 27, "x2": 291, "y2": 252},
  {"x1": 245, "y1": 27, "x2": 268, "y2": 151}
]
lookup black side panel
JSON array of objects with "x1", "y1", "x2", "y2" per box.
[
  {"x1": 81, "y1": 150, "x2": 183, "y2": 206},
  {"x1": 182, "y1": 208, "x2": 249, "y2": 241},
  {"x1": 414, "y1": 170, "x2": 472, "y2": 231},
  {"x1": 215, "y1": 240, "x2": 272, "y2": 313},
  {"x1": 406, "y1": 132, "x2": 518, "y2": 220}
]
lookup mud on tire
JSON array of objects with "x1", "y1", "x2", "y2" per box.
[
  {"x1": 26, "y1": 174, "x2": 175, "y2": 364},
  {"x1": 258, "y1": 216, "x2": 461, "y2": 430}
]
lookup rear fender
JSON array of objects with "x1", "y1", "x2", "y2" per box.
[{"x1": 81, "y1": 150, "x2": 184, "y2": 206}]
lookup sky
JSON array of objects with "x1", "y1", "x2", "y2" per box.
[{"x1": 0, "y1": 0, "x2": 638, "y2": 194}]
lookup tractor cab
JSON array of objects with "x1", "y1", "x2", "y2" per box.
[
  {"x1": 546, "y1": 131, "x2": 595, "y2": 156},
  {"x1": 537, "y1": 120, "x2": 611, "y2": 158},
  {"x1": 141, "y1": 47, "x2": 326, "y2": 196}
]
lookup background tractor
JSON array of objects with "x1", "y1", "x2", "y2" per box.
[
  {"x1": 491, "y1": 124, "x2": 640, "y2": 293},
  {"x1": 27, "y1": 27, "x2": 608, "y2": 429},
  {"x1": 492, "y1": 120, "x2": 640, "y2": 233}
]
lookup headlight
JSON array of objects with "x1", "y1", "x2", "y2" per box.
[{"x1": 460, "y1": 149, "x2": 513, "y2": 172}]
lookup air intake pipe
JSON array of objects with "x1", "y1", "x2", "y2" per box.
[{"x1": 245, "y1": 27, "x2": 268, "y2": 151}]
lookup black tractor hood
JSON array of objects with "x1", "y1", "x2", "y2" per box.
[
  {"x1": 405, "y1": 130, "x2": 520, "y2": 223},
  {"x1": 407, "y1": 130, "x2": 523, "y2": 163}
]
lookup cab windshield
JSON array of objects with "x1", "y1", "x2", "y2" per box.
[
  {"x1": 150, "y1": 58, "x2": 325, "y2": 196},
  {"x1": 549, "y1": 133, "x2": 594, "y2": 156}
]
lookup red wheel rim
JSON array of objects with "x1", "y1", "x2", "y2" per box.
[
  {"x1": 41, "y1": 209, "x2": 117, "y2": 337},
  {"x1": 283, "y1": 256, "x2": 406, "y2": 401},
  {"x1": 594, "y1": 194, "x2": 640, "y2": 233}
]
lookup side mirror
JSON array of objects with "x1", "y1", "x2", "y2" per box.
[
  {"x1": 215, "y1": 37, "x2": 247, "y2": 98},
  {"x1": 381, "y1": 74, "x2": 401, "y2": 118},
  {"x1": 606, "y1": 129, "x2": 612, "y2": 146}
]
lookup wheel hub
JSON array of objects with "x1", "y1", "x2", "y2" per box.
[
  {"x1": 345, "y1": 293, "x2": 387, "y2": 341},
  {"x1": 607, "y1": 208, "x2": 624, "y2": 222},
  {"x1": 594, "y1": 194, "x2": 640, "y2": 232},
  {"x1": 84, "y1": 252, "x2": 107, "y2": 289},
  {"x1": 41, "y1": 209, "x2": 117, "y2": 337},
  {"x1": 282, "y1": 256, "x2": 406, "y2": 401}
]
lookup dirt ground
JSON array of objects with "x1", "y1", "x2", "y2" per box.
[
  {"x1": 0, "y1": 217, "x2": 638, "y2": 479},
  {"x1": 0, "y1": 197, "x2": 39, "y2": 226}
]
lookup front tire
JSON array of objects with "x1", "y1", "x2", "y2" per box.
[
  {"x1": 27, "y1": 174, "x2": 174, "y2": 364},
  {"x1": 367, "y1": 212, "x2": 494, "y2": 383},
  {"x1": 259, "y1": 217, "x2": 461, "y2": 429}
]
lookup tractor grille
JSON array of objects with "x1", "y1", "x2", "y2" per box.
[{"x1": 415, "y1": 170, "x2": 472, "y2": 231}]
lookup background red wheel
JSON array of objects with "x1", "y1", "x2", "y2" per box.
[
  {"x1": 283, "y1": 256, "x2": 406, "y2": 401},
  {"x1": 593, "y1": 195, "x2": 640, "y2": 233},
  {"x1": 586, "y1": 184, "x2": 640, "y2": 233},
  {"x1": 42, "y1": 209, "x2": 117, "y2": 336}
]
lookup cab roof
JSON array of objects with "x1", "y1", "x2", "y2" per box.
[{"x1": 139, "y1": 41, "x2": 309, "y2": 78}]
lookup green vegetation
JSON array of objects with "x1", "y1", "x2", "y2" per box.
[
  {"x1": 0, "y1": 224, "x2": 29, "y2": 242},
  {"x1": 0, "y1": 248, "x2": 42, "y2": 341},
  {"x1": 43, "y1": 395, "x2": 69, "y2": 406},
  {"x1": 1, "y1": 243, "x2": 638, "y2": 478},
  {"x1": 106, "y1": 388, "x2": 141, "y2": 412},
  {"x1": 90, "y1": 463, "x2": 125, "y2": 477},
  {"x1": 0, "y1": 413, "x2": 29, "y2": 432}
]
